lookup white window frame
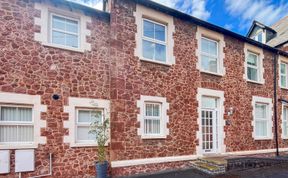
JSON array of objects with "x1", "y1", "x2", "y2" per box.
[
  {"x1": 246, "y1": 51, "x2": 260, "y2": 82},
  {"x1": 0, "y1": 92, "x2": 47, "y2": 150},
  {"x1": 200, "y1": 37, "x2": 220, "y2": 74},
  {"x1": 143, "y1": 102, "x2": 162, "y2": 136},
  {"x1": 244, "y1": 43, "x2": 265, "y2": 84},
  {"x1": 196, "y1": 26, "x2": 226, "y2": 76},
  {"x1": 64, "y1": 97, "x2": 110, "y2": 147},
  {"x1": 49, "y1": 13, "x2": 80, "y2": 49},
  {"x1": 141, "y1": 18, "x2": 168, "y2": 64},
  {"x1": 280, "y1": 61, "x2": 288, "y2": 89},
  {"x1": 252, "y1": 96, "x2": 273, "y2": 140},
  {"x1": 137, "y1": 96, "x2": 169, "y2": 139},
  {"x1": 0, "y1": 105, "x2": 34, "y2": 145},
  {"x1": 282, "y1": 105, "x2": 288, "y2": 139},
  {"x1": 75, "y1": 108, "x2": 104, "y2": 144},
  {"x1": 134, "y1": 4, "x2": 175, "y2": 65},
  {"x1": 34, "y1": 2, "x2": 91, "y2": 53}
]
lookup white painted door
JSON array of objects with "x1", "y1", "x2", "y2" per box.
[{"x1": 201, "y1": 96, "x2": 219, "y2": 154}]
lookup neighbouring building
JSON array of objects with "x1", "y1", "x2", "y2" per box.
[
  {"x1": 0, "y1": 0, "x2": 288, "y2": 177},
  {"x1": 247, "y1": 16, "x2": 288, "y2": 52}
]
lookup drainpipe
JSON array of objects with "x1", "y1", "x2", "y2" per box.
[{"x1": 273, "y1": 52, "x2": 280, "y2": 157}]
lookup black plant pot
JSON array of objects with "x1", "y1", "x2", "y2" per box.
[{"x1": 95, "y1": 161, "x2": 108, "y2": 178}]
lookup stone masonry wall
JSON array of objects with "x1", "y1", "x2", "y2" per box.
[
  {"x1": 0, "y1": 0, "x2": 287, "y2": 177},
  {"x1": 0, "y1": 0, "x2": 110, "y2": 177}
]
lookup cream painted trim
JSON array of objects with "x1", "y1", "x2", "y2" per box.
[
  {"x1": 34, "y1": 1, "x2": 91, "y2": 52},
  {"x1": 196, "y1": 26, "x2": 226, "y2": 76},
  {"x1": 137, "y1": 95, "x2": 169, "y2": 139},
  {"x1": 279, "y1": 55, "x2": 288, "y2": 89},
  {"x1": 111, "y1": 147, "x2": 288, "y2": 168},
  {"x1": 63, "y1": 97, "x2": 110, "y2": 147},
  {"x1": 0, "y1": 92, "x2": 47, "y2": 150},
  {"x1": 251, "y1": 96, "x2": 273, "y2": 140},
  {"x1": 196, "y1": 88, "x2": 226, "y2": 155},
  {"x1": 243, "y1": 43, "x2": 265, "y2": 84},
  {"x1": 134, "y1": 4, "x2": 175, "y2": 65}
]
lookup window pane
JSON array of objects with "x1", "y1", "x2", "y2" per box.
[
  {"x1": 256, "y1": 104, "x2": 267, "y2": 118},
  {"x1": 145, "y1": 104, "x2": 153, "y2": 116},
  {"x1": 1, "y1": 107, "x2": 17, "y2": 121},
  {"x1": 91, "y1": 110, "x2": 102, "y2": 123},
  {"x1": 66, "y1": 19, "x2": 78, "y2": 33},
  {"x1": 52, "y1": 16, "x2": 65, "y2": 31},
  {"x1": 281, "y1": 76, "x2": 287, "y2": 87},
  {"x1": 78, "y1": 110, "x2": 91, "y2": 123},
  {"x1": 143, "y1": 20, "x2": 154, "y2": 39},
  {"x1": 143, "y1": 40, "x2": 154, "y2": 60},
  {"x1": 18, "y1": 126, "x2": 33, "y2": 142},
  {"x1": 144, "y1": 119, "x2": 160, "y2": 134},
  {"x1": 257, "y1": 33, "x2": 262, "y2": 43},
  {"x1": 201, "y1": 97, "x2": 217, "y2": 108},
  {"x1": 155, "y1": 43, "x2": 166, "y2": 62},
  {"x1": 247, "y1": 67, "x2": 258, "y2": 81},
  {"x1": 201, "y1": 38, "x2": 217, "y2": 56},
  {"x1": 153, "y1": 104, "x2": 160, "y2": 117},
  {"x1": 281, "y1": 63, "x2": 286, "y2": 74},
  {"x1": 52, "y1": 31, "x2": 66, "y2": 46},
  {"x1": 77, "y1": 126, "x2": 94, "y2": 141},
  {"x1": 255, "y1": 120, "x2": 267, "y2": 137},
  {"x1": 247, "y1": 53, "x2": 257, "y2": 66},
  {"x1": 66, "y1": 34, "x2": 78, "y2": 48},
  {"x1": 0, "y1": 125, "x2": 17, "y2": 142},
  {"x1": 155, "y1": 23, "x2": 165, "y2": 42},
  {"x1": 201, "y1": 55, "x2": 218, "y2": 73},
  {"x1": 284, "y1": 121, "x2": 288, "y2": 137},
  {"x1": 18, "y1": 108, "x2": 32, "y2": 122}
]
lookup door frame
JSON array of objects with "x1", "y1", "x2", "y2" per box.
[{"x1": 196, "y1": 88, "x2": 225, "y2": 156}]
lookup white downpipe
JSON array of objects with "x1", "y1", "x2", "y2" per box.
[{"x1": 29, "y1": 153, "x2": 52, "y2": 178}]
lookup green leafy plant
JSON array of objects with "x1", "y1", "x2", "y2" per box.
[{"x1": 89, "y1": 112, "x2": 110, "y2": 164}]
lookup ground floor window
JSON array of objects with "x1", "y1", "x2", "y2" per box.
[{"x1": 0, "y1": 105, "x2": 33, "y2": 144}]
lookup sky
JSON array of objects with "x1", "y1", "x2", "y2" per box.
[{"x1": 69, "y1": 0, "x2": 288, "y2": 36}]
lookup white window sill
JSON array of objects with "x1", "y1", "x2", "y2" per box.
[
  {"x1": 200, "y1": 70, "x2": 224, "y2": 77},
  {"x1": 140, "y1": 58, "x2": 172, "y2": 66},
  {"x1": 246, "y1": 79, "x2": 264, "y2": 85},
  {"x1": 280, "y1": 86, "x2": 288, "y2": 90},
  {"x1": 254, "y1": 136, "x2": 272, "y2": 140},
  {"x1": 141, "y1": 135, "x2": 167, "y2": 139},
  {"x1": 70, "y1": 142, "x2": 109, "y2": 148},
  {"x1": 42, "y1": 42, "x2": 85, "y2": 53},
  {"x1": 0, "y1": 143, "x2": 37, "y2": 150}
]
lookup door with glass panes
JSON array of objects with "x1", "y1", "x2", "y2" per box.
[{"x1": 201, "y1": 96, "x2": 219, "y2": 154}]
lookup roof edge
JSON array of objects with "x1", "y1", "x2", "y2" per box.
[{"x1": 134, "y1": 0, "x2": 288, "y2": 57}]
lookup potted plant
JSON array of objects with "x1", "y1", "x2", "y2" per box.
[{"x1": 89, "y1": 112, "x2": 110, "y2": 178}]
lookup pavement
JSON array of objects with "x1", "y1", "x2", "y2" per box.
[{"x1": 128, "y1": 164, "x2": 288, "y2": 178}]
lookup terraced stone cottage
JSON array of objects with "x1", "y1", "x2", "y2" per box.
[{"x1": 0, "y1": 0, "x2": 288, "y2": 177}]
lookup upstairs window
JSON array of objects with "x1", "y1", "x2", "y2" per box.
[
  {"x1": 280, "y1": 62, "x2": 288, "y2": 88},
  {"x1": 200, "y1": 37, "x2": 219, "y2": 73},
  {"x1": 0, "y1": 105, "x2": 33, "y2": 144},
  {"x1": 51, "y1": 14, "x2": 79, "y2": 48},
  {"x1": 142, "y1": 19, "x2": 167, "y2": 63},
  {"x1": 247, "y1": 52, "x2": 260, "y2": 82},
  {"x1": 76, "y1": 108, "x2": 103, "y2": 143}
]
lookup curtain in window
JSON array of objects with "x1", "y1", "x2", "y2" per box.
[
  {"x1": 144, "y1": 103, "x2": 161, "y2": 135},
  {"x1": 0, "y1": 106, "x2": 33, "y2": 143}
]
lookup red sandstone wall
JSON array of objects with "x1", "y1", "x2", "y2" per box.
[
  {"x1": 0, "y1": 0, "x2": 111, "y2": 177},
  {"x1": 0, "y1": 0, "x2": 287, "y2": 177}
]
